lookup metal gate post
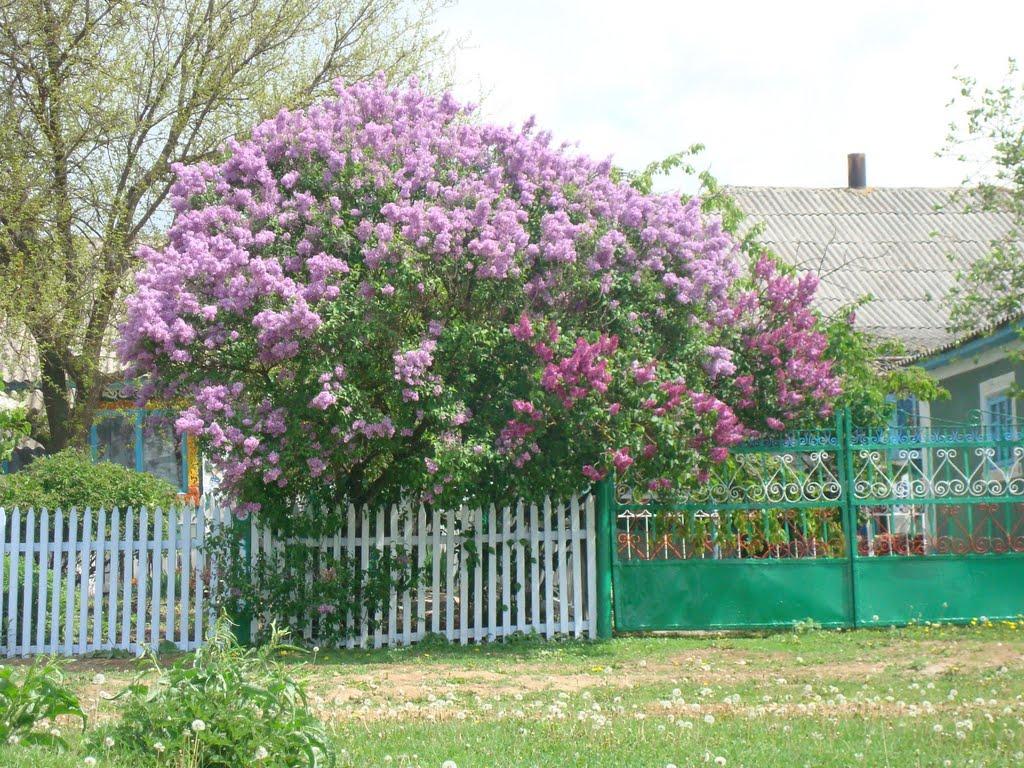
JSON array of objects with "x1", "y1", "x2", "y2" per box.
[
  {"x1": 839, "y1": 408, "x2": 859, "y2": 628},
  {"x1": 595, "y1": 479, "x2": 614, "y2": 639}
]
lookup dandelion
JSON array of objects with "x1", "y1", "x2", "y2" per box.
[
  {"x1": 84, "y1": 759, "x2": 97, "y2": 768},
  {"x1": 704, "y1": 713, "x2": 716, "y2": 725},
  {"x1": 715, "y1": 758, "x2": 727, "y2": 766},
  {"x1": 191, "y1": 719, "x2": 207, "y2": 732},
  {"x1": 254, "y1": 746, "x2": 269, "y2": 760},
  {"x1": 92, "y1": 673, "x2": 106, "y2": 685},
  {"x1": 103, "y1": 736, "x2": 115, "y2": 748},
  {"x1": 7, "y1": 735, "x2": 19, "y2": 745},
  {"x1": 442, "y1": 761, "x2": 458, "y2": 768},
  {"x1": 154, "y1": 742, "x2": 166, "y2": 753}
]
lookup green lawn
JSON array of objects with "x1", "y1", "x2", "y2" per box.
[{"x1": 3, "y1": 622, "x2": 1024, "y2": 767}]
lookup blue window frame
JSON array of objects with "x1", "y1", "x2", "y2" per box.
[
  {"x1": 886, "y1": 395, "x2": 921, "y2": 441},
  {"x1": 89, "y1": 408, "x2": 189, "y2": 492},
  {"x1": 985, "y1": 393, "x2": 1014, "y2": 465},
  {"x1": 894, "y1": 396, "x2": 920, "y2": 432}
]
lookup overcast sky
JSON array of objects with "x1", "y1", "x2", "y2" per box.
[{"x1": 439, "y1": 0, "x2": 1024, "y2": 193}]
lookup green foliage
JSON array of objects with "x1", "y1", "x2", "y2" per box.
[
  {"x1": 614, "y1": 144, "x2": 706, "y2": 194},
  {"x1": 0, "y1": 409, "x2": 29, "y2": 465},
  {"x1": 943, "y1": 58, "x2": 1024, "y2": 331},
  {"x1": 0, "y1": 449, "x2": 177, "y2": 511},
  {"x1": 820, "y1": 301, "x2": 948, "y2": 427},
  {"x1": 94, "y1": 617, "x2": 334, "y2": 767},
  {"x1": 0, "y1": 385, "x2": 29, "y2": 464},
  {"x1": 0, "y1": 657, "x2": 86, "y2": 749}
]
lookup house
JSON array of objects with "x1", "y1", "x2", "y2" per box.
[
  {"x1": 0, "y1": 328, "x2": 202, "y2": 498},
  {"x1": 727, "y1": 154, "x2": 1022, "y2": 434}
]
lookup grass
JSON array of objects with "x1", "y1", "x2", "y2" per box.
[{"x1": 2, "y1": 622, "x2": 1024, "y2": 767}]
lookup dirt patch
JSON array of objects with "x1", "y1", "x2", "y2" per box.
[{"x1": 309, "y1": 666, "x2": 604, "y2": 703}]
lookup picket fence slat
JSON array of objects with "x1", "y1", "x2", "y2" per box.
[
  {"x1": 0, "y1": 493, "x2": 596, "y2": 656},
  {"x1": 570, "y1": 496, "x2": 583, "y2": 639},
  {"x1": 36, "y1": 509, "x2": 49, "y2": 652},
  {"x1": 474, "y1": 506, "x2": 484, "y2": 644},
  {"x1": 586, "y1": 494, "x2": 597, "y2": 639},
  {"x1": 486, "y1": 505, "x2": 496, "y2": 641},
  {"x1": 444, "y1": 507, "x2": 455, "y2": 642},
  {"x1": 8, "y1": 509, "x2": 20, "y2": 657},
  {"x1": 95, "y1": 509, "x2": 107, "y2": 650},
  {"x1": 151, "y1": 508, "x2": 161, "y2": 650},
  {"x1": 22, "y1": 509, "x2": 34, "y2": 654},
  {"x1": 416, "y1": 504, "x2": 426, "y2": 642},
  {"x1": 52, "y1": 509, "x2": 64, "y2": 651}
]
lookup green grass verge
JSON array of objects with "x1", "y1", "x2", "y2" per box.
[{"x1": 1, "y1": 623, "x2": 1023, "y2": 767}]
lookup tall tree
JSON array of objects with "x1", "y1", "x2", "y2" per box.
[
  {"x1": 0, "y1": 0, "x2": 451, "y2": 451},
  {"x1": 942, "y1": 58, "x2": 1024, "y2": 330}
]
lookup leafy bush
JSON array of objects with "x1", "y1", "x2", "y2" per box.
[
  {"x1": 95, "y1": 617, "x2": 335, "y2": 767},
  {"x1": 212, "y1": 522, "x2": 423, "y2": 648},
  {"x1": 0, "y1": 449, "x2": 178, "y2": 511},
  {"x1": 0, "y1": 657, "x2": 86, "y2": 748}
]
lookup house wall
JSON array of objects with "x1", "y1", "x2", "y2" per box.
[{"x1": 922, "y1": 336, "x2": 1023, "y2": 427}]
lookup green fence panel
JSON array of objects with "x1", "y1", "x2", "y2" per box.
[
  {"x1": 608, "y1": 410, "x2": 1024, "y2": 633},
  {"x1": 613, "y1": 559, "x2": 852, "y2": 631},
  {"x1": 853, "y1": 555, "x2": 1024, "y2": 625},
  {"x1": 610, "y1": 422, "x2": 854, "y2": 631}
]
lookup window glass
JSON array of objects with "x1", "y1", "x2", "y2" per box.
[
  {"x1": 143, "y1": 412, "x2": 184, "y2": 490},
  {"x1": 94, "y1": 411, "x2": 135, "y2": 469},
  {"x1": 983, "y1": 391, "x2": 1013, "y2": 464},
  {"x1": 895, "y1": 396, "x2": 920, "y2": 431}
]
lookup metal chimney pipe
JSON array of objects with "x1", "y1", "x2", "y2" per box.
[{"x1": 848, "y1": 153, "x2": 866, "y2": 189}]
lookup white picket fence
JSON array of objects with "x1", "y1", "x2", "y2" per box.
[
  {"x1": 0, "y1": 494, "x2": 597, "y2": 657},
  {"x1": 0, "y1": 501, "x2": 227, "y2": 657},
  {"x1": 251, "y1": 495, "x2": 598, "y2": 647}
]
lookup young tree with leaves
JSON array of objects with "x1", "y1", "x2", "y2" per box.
[
  {"x1": 942, "y1": 58, "x2": 1024, "y2": 330},
  {"x1": 0, "y1": 0, "x2": 451, "y2": 451}
]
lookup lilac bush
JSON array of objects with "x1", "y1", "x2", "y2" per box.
[{"x1": 120, "y1": 77, "x2": 840, "y2": 521}]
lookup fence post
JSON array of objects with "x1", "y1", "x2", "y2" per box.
[
  {"x1": 595, "y1": 479, "x2": 614, "y2": 639},
  {"x1": 839, "y1": 408, "x2": 859, "y2": 628},
  {"x1": 231, "y1": 508, "x2": 253, "y2": 644}
]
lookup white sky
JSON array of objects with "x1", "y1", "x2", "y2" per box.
[{"x1": 439, "y1": 0, "x2": 1024, "y2": 193}]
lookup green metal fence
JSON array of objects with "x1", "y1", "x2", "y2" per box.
[{"x1": 605, "y1": 410, "x2": 1024, "y2": 632}]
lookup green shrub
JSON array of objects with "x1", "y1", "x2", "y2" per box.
[
  {"x1": 0, "y1": 449, "x2": 177, "y2": 511},
  {"x1": 94, "y1": 617, "x2": 335, "y2": 767},
  {"x1": 0, "y1": 657, "x2": 86, "y2": 748}
]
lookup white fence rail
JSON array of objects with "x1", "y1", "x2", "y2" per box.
[
  {"x1": 0, "y1": 494, "x2": 597, "y2": 657},
  {"x1": 251, "y1": 495, "x2": 597, "y2": 646},
  {"x1": 0, "y1": 502, "x2": 226, "y2": 658}
]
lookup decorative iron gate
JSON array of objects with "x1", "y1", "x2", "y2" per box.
[{"x1": 607, "y1": 410, "x2": 1024, "y2": 631}]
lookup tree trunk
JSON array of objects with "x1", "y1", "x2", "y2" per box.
[
  {"x1": 39, "y1": 349, "x2": 95, "y2": 453},
  {"x1": 39, "y1": 349, "x2": 73, "y2": 452}
]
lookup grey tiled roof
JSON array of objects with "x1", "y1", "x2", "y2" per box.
[{"x1": 725, "y1": 186, "x2": 1017, "y2": 353}]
